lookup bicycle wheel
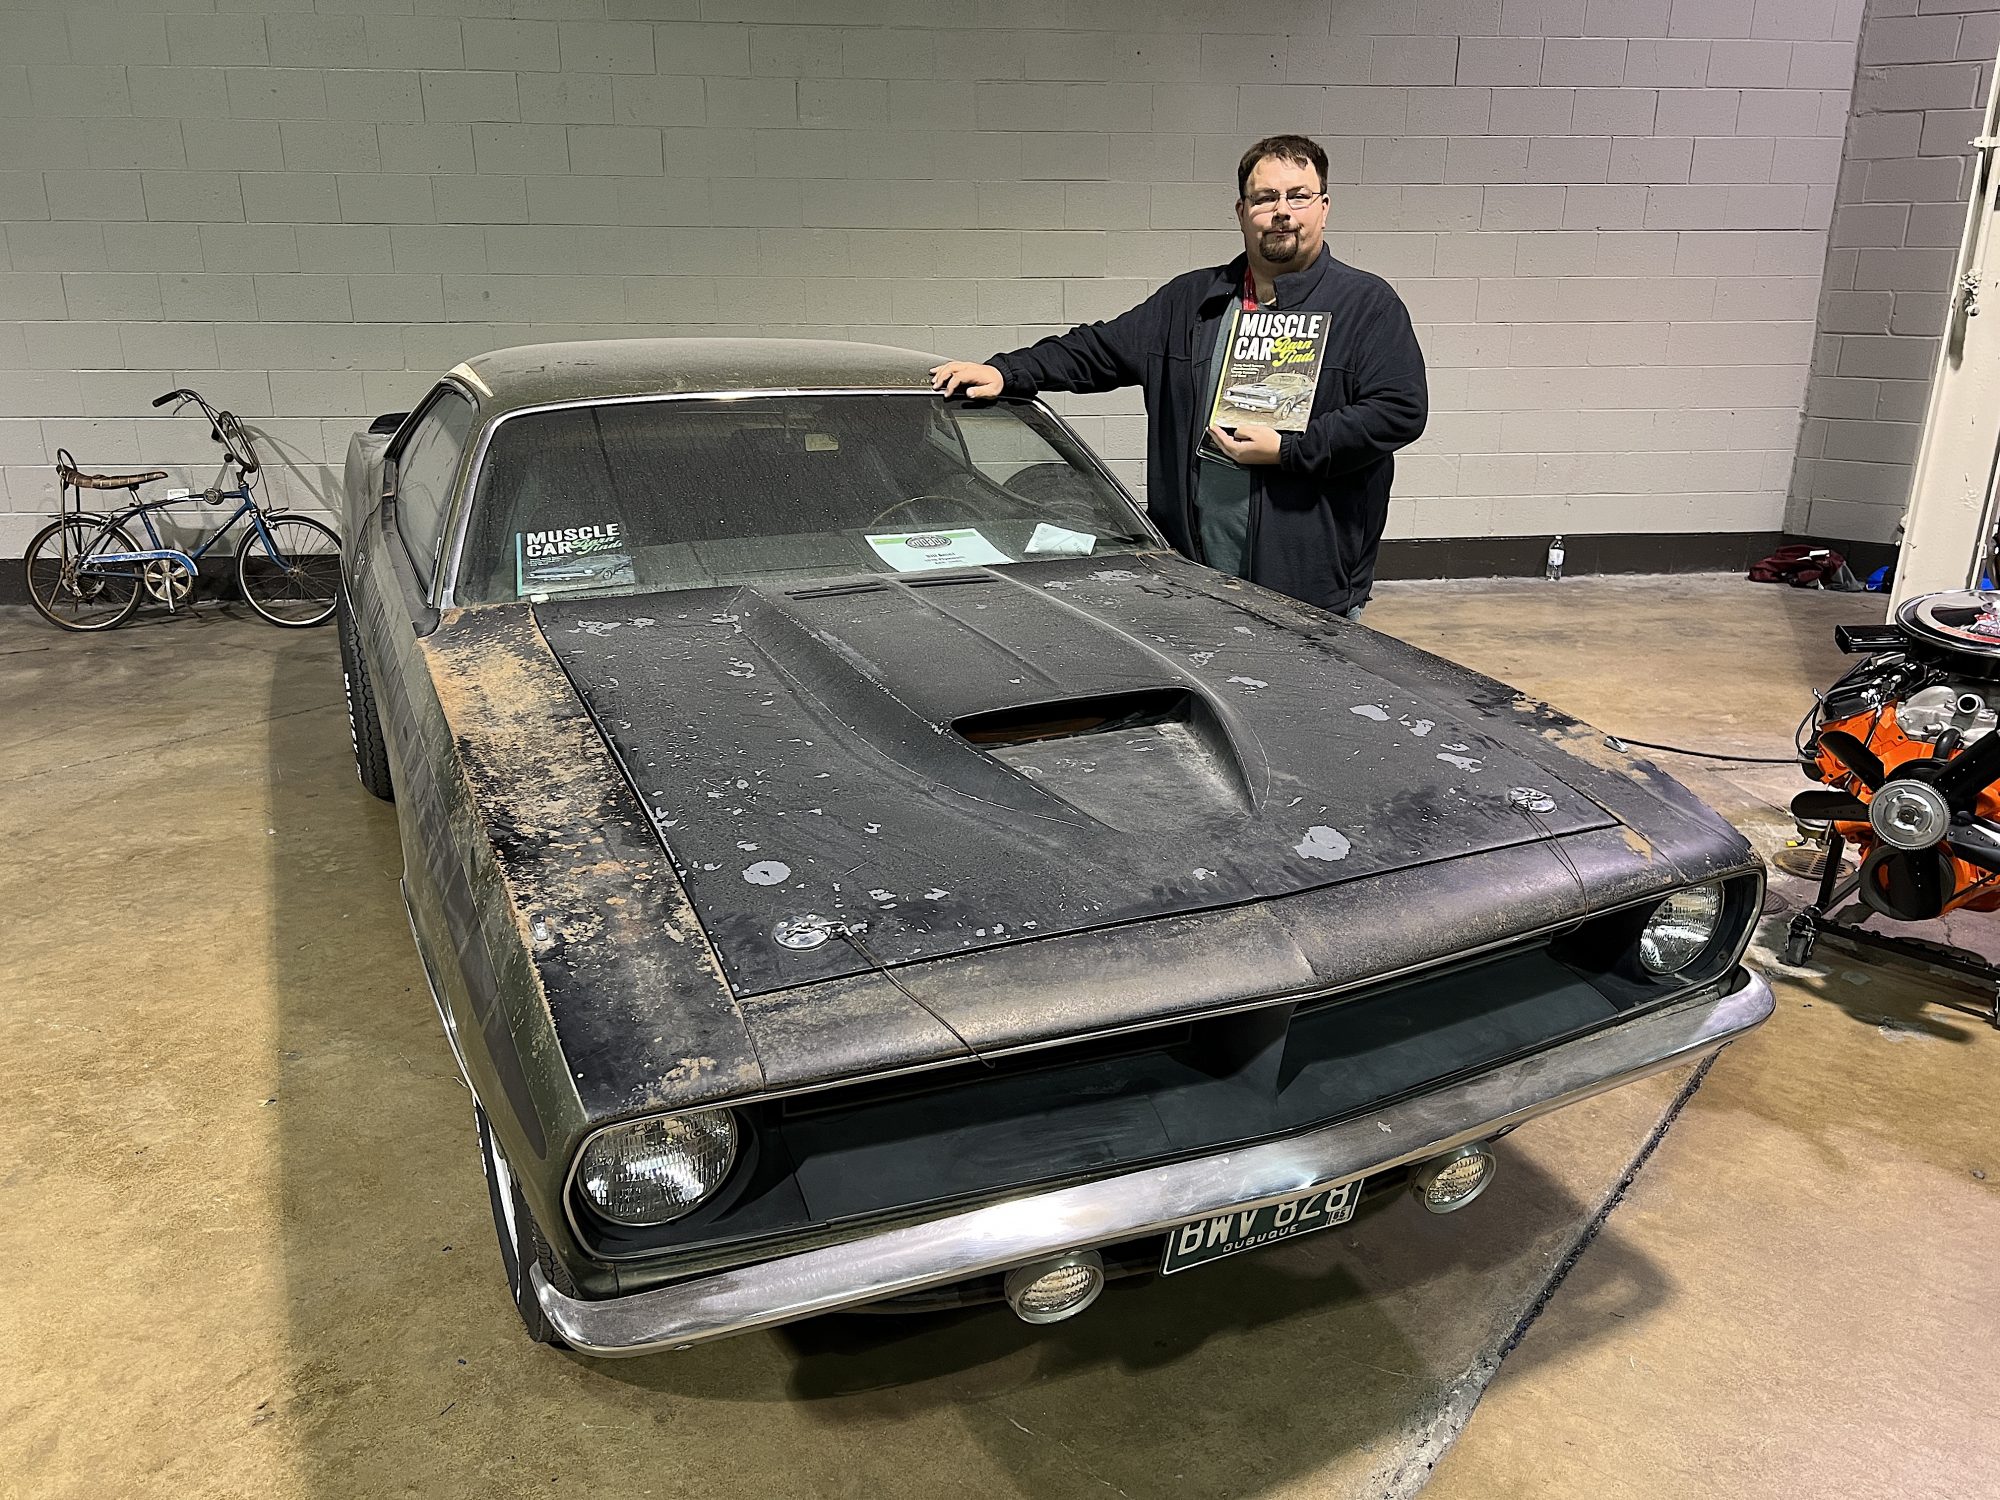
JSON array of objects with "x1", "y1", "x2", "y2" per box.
[
  {"x1": 236, "y1": 514, "x2": 340, "y2": 627},
  {"x1": 24, "y1": 518, "x2": 145, "y2": 632}
]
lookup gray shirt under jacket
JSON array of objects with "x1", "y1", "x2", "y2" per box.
[{"x1": 1194, "y1": 294, "x2": 1252, "y2": 578}]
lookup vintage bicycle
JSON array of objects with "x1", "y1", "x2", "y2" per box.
[{"x1": 24, "y1": 387, "x2": 341, "y2": 632}]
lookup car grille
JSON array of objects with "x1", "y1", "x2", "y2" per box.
[{"x1": 571, "y1": 934, "x2": 1667, "y2": 1270}]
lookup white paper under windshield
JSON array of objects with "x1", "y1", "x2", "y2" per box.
[
  {"x1": 865, "y1": 528, "x2": 1009, "y2": 571},
  {"x1": 1024, "y1": 522, "x2": 1097, "y2": 556}
]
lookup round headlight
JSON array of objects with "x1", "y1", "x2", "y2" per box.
[
  {"x1": 1637, "y1": 883, "x2": 1724, "y2": 974},
  {"x1": 576, "y1": 1110, "x2": 738, "y2": 1226}
]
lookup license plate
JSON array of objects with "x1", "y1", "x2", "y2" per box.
[{"x1": 1160, "y1": 1180, "x2": 1359, "y2": 1275}]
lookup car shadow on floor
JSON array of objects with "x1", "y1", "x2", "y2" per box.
[
  {"x1": 261, "y1": 630, "x2": 1668, "y2": 1500},
  {"x1": 566, "y1": 1153, "x2": 1669, "y2": 1498}
]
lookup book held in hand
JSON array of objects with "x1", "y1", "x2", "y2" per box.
[{"x1": 1207, "y1": 308, "x2": 1330, "y2": 434}]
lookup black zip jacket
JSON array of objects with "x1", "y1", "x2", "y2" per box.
[{"x1": 989, "y1": 247, "x2": 1427, "y2": 614}]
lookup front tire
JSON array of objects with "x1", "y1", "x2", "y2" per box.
[
  {"x1": 24, "y1": 518, "x2": 145, "y2": 632},
  {"x1": 475, "y1": 1105, "x2": 568, "y2": 1347},
  {"x1": 237, "y1": 514, "x2": 340, "y2": 627},
  {"x1": 335, "y1": 590, "x2": 394, "y2": 801}
]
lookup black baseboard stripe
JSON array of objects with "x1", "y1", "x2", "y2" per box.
[
  {"x1": 1375, "y1": 531, "x2": 1897, "y2": 582},
  {"x1": 1, "y1": 532, "x2": 1901, "y2": 607},
  {"x1": 1, "y1": 558, "x2": 241, "y2": 609}
]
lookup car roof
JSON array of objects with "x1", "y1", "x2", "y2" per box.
[{"x1": 451, "y1": 337, "x2": 945, "y2": 417}]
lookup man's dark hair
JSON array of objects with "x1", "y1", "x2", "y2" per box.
[{"x1": 1236, "y1": 135, "x2": 1329, "y2": 199}]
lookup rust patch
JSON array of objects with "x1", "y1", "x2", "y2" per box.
[
  {"x1": 661, "y1": 1055, "x2": 718, "y2": 1085},
  {"x1": 1525, "y1": 701, "x2": 1651, "y2": 778},
  {"x1": 422, "y1": 607, "x2": 764, "y2": 1114},
  {"x1": 1621, "y1": 826, "x2": 1657, "y2": 860}
]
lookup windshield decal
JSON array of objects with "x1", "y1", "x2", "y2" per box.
[
  {"x1": 1024, "y1": 522, "x2": 1097, "y2": 557},
  {"x1": 865, "y1": 528, "x2": 1008, "y2": 572},
  {"x1": 516, "y1": 522, "x2": 635, "y2": 597}
]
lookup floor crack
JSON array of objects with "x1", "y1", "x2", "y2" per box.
[{"x1": 0, "y1": 699, "x2": 342, "y2": 787}]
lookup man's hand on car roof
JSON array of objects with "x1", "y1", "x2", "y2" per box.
[{"x1": 931, "y1": 361, "x2": 1005, "y2": 399}]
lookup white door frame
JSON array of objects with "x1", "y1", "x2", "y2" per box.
[{"x1": 1891, "y1": 48, "x2": 2000, "y2": 608}]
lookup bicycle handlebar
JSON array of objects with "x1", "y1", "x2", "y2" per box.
[
  {"x1": 218, "y1": 410, "x2": 259, "y2": 475},
  {"x1": 151, "y1": 387, "x2": 260, "y2": 475}
]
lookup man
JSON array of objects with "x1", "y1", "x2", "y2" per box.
[{"x1": 931, "y1": 135, "x2": 1427, "y2": 618}]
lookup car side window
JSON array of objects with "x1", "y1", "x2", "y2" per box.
[{"x1": 392, "y1": 389, "x2": 477, "y2": 587}]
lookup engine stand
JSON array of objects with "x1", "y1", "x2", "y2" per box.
[{"x1": 1784, "y1": 829, "x2": 2000, "y2": 1028}]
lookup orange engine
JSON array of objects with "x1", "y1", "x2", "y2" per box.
[{"x1": 1811, "y1": 702, "x2": 2000, "y2": 914}]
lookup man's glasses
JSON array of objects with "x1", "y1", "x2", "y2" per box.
[{"x1": 1244, "y1": 189, "x2": 1325, "y2": 214}]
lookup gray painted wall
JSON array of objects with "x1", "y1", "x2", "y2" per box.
[
  {"x1": 1789, "y1": 0, "x2": 1998, "y2": 547},
  {"x1": 1, "y1": 0, "x2": 1867, "y2": 558}
]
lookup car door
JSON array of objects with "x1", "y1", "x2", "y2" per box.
[{"x1": 351, "y1": 384, "x2": 481, "y2": 963}]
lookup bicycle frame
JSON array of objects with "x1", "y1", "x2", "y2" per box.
[
  {"x1": 67, "y1": 474, "x2": 295, "y2": 582},
  {"x1": 63, "y1": 383, "x2": 285, "y2": 576}
]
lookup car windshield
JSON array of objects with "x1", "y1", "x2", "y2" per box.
[{"x1": 454, "y1": 394, "x2": 1155, "y2": 604}]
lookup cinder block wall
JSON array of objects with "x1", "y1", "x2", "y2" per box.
[
  {"x1": 1, "y1": 0, "x2": 1866, "y2": 559},
  {"x1": 1788, "y1": 0, "x2": 1998, "y2": 547}
]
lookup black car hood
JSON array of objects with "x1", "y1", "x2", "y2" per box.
[{"x1": 535, "y1": 555, "x2": 1622, "y2": 997}]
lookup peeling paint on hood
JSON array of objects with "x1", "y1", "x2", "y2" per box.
[{"x1": 533, "y1": 554, "x2": 1617, "y2": 995}]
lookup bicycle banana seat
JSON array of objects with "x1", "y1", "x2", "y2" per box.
[{"x1": 57, "y1": 463, "x2": 169, "y2": 490}]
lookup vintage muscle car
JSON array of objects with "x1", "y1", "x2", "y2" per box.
[
  {"x1": 335, "y1": 338, "x2": 1772, "y2": 1355},
  {"x1": 1222, "y1": 381, "x2": 1287, "y2": 412}
]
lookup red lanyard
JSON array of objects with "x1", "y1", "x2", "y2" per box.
[{"x1": 1242, "y1": 267, "x2": 1260, "y2": 312}]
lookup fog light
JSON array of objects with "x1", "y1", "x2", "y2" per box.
[
  {"x1": 1412, "y1": 1143, "x2": 1496, "y2": 1214},
  {"x1": 1003, "y1": 1251, "x2": 1105, "y2": 1324}
]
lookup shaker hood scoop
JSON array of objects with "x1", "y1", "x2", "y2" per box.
[{"x1": 535, "y1": 556, "x2": 1615, "y2": 995}]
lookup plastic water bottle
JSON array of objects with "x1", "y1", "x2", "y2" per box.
[{"x1": 1544, "y1": 535, "x2": 1565, "y2": 581}]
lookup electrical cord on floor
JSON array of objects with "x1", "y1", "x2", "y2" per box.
[{"x1": 1602, "y1": 734, "x2": 1803, "y2": 765}]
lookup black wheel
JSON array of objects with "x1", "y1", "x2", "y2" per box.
[
  {"x1": 236, "y1": 514, "x2": 340, "y2": 627},
  {"x1": 1783, "y1": 913, "x2": 1817, "y2": 966},
  {"x1": 474, "y1": 1104, "x2": 568, "y2": 1347},
  {"x1": 24, "y1": 517, "x2": 145, "y2": 632},
  {"x1": 335, "y1": 590, "x2": 394, "y2": 802}
]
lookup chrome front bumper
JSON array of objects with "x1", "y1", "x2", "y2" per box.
[{"x1": 533, "y1": 969, "x2": 1774, "y2": 1356}]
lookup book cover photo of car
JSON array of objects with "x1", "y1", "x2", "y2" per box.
[{"x1": 1209, "y1": 309, "x2": 1330, "y2": 430}]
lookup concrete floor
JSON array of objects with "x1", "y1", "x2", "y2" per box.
[{"x1": 2, "y1": 576, "x2": 1994, "y2": 1499}]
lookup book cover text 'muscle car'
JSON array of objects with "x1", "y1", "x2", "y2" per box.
[{"x1": 1208, "y1": 308, "x2": 1331, "y2": 432}]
